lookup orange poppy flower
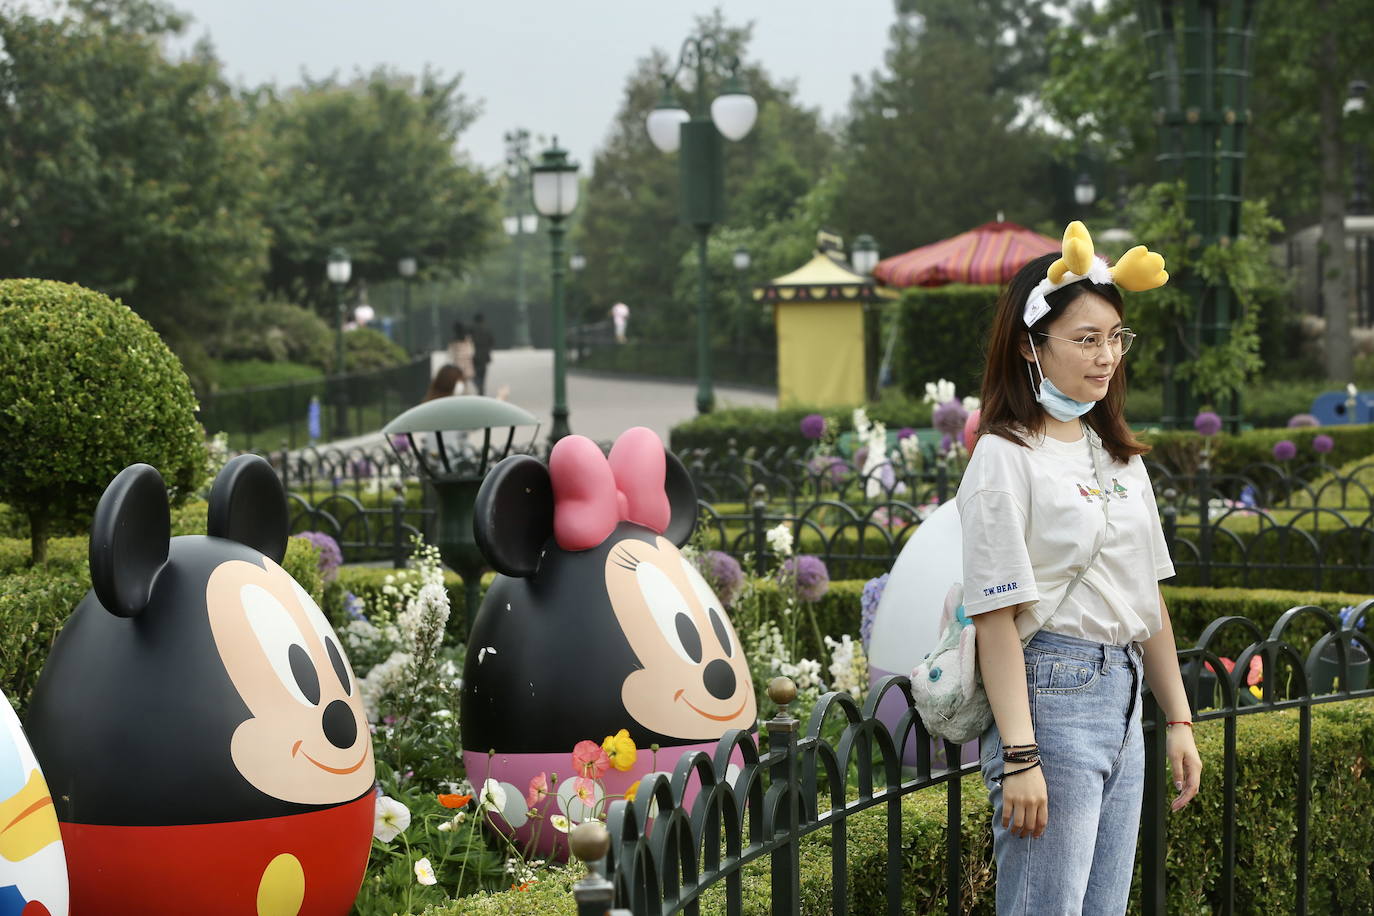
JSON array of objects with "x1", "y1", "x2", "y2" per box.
[{"x1": 438, "y1": 793, "x2": 472, "y2": 809}]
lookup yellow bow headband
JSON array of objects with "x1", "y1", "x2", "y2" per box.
[{"x1": 1023, "y1": 221, "x2": 1169, "y2": 326}]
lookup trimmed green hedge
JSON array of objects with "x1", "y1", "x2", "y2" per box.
[
  {"x1": 670, "y1": 394, "x2": 934, "y2": 457},
  {"x1": 333, "y1": 565, "x2": 480, "y2": 640},
  {"x1": 427, "y1": 698, "x2": 1374, "y2": 915}
]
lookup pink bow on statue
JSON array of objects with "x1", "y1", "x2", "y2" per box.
[{"x1": 547, "y1": 427, "x2": 671, "y2": 551}]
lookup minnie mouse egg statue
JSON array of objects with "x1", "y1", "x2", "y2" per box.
[
  {"x1": 463, "y1": 427, "x2": 755, "y2": 854},
  {"x1": 24, "y1": 456, "x2": 374, "y2": 915}
]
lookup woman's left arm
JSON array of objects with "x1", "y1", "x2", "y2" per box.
[{"x1": 1140, "y1": 587, "x2": 1202, "y2": 811}]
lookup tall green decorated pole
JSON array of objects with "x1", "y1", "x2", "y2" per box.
[
  {"x1": 1139, "y1": 0, "x2": 1259, "y2": 429},
  {"x1": 646, "y1": 35, "x2": 758, "y2": 415}
]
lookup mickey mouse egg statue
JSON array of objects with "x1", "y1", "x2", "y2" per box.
[
  {"x1": 0, "y1": 690, "x2": 69, "y2": 915},
  {"x1": 463, "y1": 428, "x2": 755, "y2": 855},
  {"x1": 25, "y1": 456, "x2": 374, "y2": 915}
]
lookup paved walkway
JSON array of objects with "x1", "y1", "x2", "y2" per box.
[{"x1": 316, "y1": 348, "x2": 776, "y2": 452}]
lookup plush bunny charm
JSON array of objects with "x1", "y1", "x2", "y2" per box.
[{"x1": 910, "y1": 582, "x2": 992, "y2": 744}]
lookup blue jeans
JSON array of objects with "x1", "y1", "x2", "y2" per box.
[{"x1": 980, "y1": 630, "x2": 1144, "y2": 915}]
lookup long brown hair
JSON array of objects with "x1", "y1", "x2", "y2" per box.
[
  {"x1": 979, "y1": 252, "x2": 1148, "y2": 464},
  {"x1": 424, "y1": 364, "x2": 465, "y2": 401}
]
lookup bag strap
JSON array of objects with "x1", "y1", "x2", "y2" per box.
[{"x1": 1021, "y1": 421, "x2": 1112, "y2": 645}]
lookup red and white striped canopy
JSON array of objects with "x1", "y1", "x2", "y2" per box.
[{"x1": 873, "y1": 221, "x2": 1060, "y2": 288}]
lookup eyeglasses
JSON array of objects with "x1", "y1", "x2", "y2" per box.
[{"x1": 1039, "y1": 328, "x2": 1137, "y2": 358}]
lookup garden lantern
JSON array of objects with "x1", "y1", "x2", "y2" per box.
[
  {"x1": 1074, "y1": 173, "x2": 1097, "y2": 207},
  {"x1": 383, "y1": 396, "x2": 539, "y2": 631},
  {"x1": 850, "y1": 234, "x2": 879, "y2": 276}
]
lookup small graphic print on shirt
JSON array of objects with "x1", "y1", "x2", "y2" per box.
[
  {"x1": 982, "y1": 581, "x2": 1019, "y2": 597},
  {"x1": 1076, "y1": 479, "x2": 1128, "y2": 504}
]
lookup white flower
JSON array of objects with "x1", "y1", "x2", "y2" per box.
[
  {"x1": 479, "y1": 778, "x2": 507, "y2": 814},
  {"x1": 549, "y1": 814, "x2": 570, "y2": 833},
  {"x1": 962, "y1": 395, "x2": 981, "y2": 412},
  {"x1": 825, "y1": 634, "x2": 869, "y2": 701},
  {"x1": 373, "y1": 795, "x2": 411, "y2": 843},
  {"x1": 1349, "y1": 382, "x2": 1359, "y2": 398},
  {"x1": 923, "y1": 378, "x2": 957, "y2": 405},
  {"x1": 765, "y1": 524, "x2": 793, "y2": 558},
  {"x1": 437, "y1": 820, "x2": 453, "y2": 832},
  {"x1": 851, "y1": 406, "x2": 872, "y2": 439},
  {"x1": 414, "y1": 857, "x2": 437, "y2": 885}
]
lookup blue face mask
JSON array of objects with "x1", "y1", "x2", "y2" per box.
[{"x1": 1027, "y1": 335, "x2": 1096, "y2": 422}]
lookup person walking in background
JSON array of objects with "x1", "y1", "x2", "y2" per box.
[
  {"x1": 470, "y1": 312, "x2": 494, "y2": 395},
  {"x1": 447, "y1": 320, "x2": 476, "y2": 382},
  {"x1": 610, "y1": 301, "x2": 630, "y2": 344}
]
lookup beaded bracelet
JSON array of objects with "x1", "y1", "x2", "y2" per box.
[
  {"x1": 992, "y1": 759, "x2": 1043, "y2": 784},
  {"x1": 1002, "y1": 748, "x2": 1040, "y2": 763},
  {"x1": 1166, "y1": 720, "x2": 1194, "y2": 728}
]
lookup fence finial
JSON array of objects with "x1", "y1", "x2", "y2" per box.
[{"x1": 570, "y1": 820, "x2": 616, "y2": 914}]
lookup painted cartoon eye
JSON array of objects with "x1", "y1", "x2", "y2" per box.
[
  {"x1": 293, "y1": 581, "x2": 354, "y2": 696},
  {"x1": 681, "y1": 557, "x2": 736, "y2": 658},
  {"x1": 243, "y1": 584, "x2": 318, "y2": 708},
  {"x1": 636, "y1": 562, "x2": 701, "y2": 665}
]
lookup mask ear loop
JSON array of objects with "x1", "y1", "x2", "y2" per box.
[{"x1": 1025, "y1": 333, "x2": 1047, "y2": 391}]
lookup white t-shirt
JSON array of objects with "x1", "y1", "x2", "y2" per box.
[{"x1": 956, "y1": 425, "x2": 1175, "y2": 645}]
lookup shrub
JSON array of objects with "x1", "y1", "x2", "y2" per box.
[
  {"x1": 209, "y1": 359, "x2": 323, "y2": 392},
  {"x1": 670, "y1": 395, "x2": 934, "y2": 457},
  {"x1": 0, "y1": 279, "x2": 206, "y2": 563},
  {"x1": 212, "y1": 299, "x2": 333, "y2": 371},
  {"x1": 890, "y1": 284, "x2": 997, "y2": 401},
  {"x1": 333, "y1": 565, "x2": 477, "y2": 641},
  {"x1": 346, "y1": 326, "x2": 408, "y2": 372}
]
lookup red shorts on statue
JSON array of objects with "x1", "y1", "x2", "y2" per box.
[{"x1": 58, "y1": 793, "x2": 373, "y2": 916}]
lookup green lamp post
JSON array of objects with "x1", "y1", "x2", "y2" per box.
[
  {"x1": 398, "y1": 256, "x2": 417, "y2": 353},
  {"x1": 530, "y1": 138, "x2": 581, "y2": 445},
  {"x1": 383, "y1": 396, "x2": 539, "y2": 633},
  {"x1": 646, "y1": 34, "x2": 758, "y2": 415},
  {"x1": 326, "y1": 247, "x2": 351, "y2": 439}
]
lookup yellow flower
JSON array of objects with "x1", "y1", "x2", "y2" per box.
[
  {"x1": 602, "y1": 728, "x2": 638, "y2": 772},
  {"x1": 1249, "y1": 685, "x2": 1263, "y2": 700},
  {"x1": 625, "y1": 780, "x2": 641, "y2": 803}
]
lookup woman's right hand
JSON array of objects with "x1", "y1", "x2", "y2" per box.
[{"x1": 1001, "y1": 761, "x2": 1048, "y2": 839}]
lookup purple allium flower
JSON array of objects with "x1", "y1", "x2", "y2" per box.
[
  {"x1": 343, "y1": 590, "x2": 366, "y2": 620},
  {"x1": 391, "y1": 434, "x2": 411, "y2": 452},
  {"x1": 806, "y1": 455, "x2": 848, "y2": 486},
  {"x1": 295, "y1": 531, "x2": 342, "y2": 582},
  {"x1": 1313, "y1": 434, "x2": 1335, "y2": 454},
  {"x1": 897, "y1": 427, "x2": 916, "y2": 441},
  {"x1": 932, "y1": 399, "x2": 969, "y2": 438},
  {"x1": 1273, "y1": 439, "x2": 1297, "y2": 462},
  {"x1": 1287, "y1": 413, "x2": 1320, "y2": 428},
  {"x1": 1193, "y1": 411, "x2": 1222, "y2": 437},
  {"x1": 696, "y1": 550, "x2": 744, "y2": 607},
  {"x1": 854, "y1": 446, "x2": 869, "y2": 468},
  {"x1": 800, "y1": 413, "x2": 827, "y2": 440},
  {"x1": 939, "y1": 433, "x2": 954, "y2": 455},
  {"x1": 781, "y1": 554, "x2": 830, "y2": 603},
  {"x1": 860, "y1": 573, "x2": 889, "y2": 650}
]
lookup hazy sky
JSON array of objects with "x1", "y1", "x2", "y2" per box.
[{"x1": 165, "y1": 0, "x2": 898, "y2": 173}]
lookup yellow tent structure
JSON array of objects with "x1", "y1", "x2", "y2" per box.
[{"x1": 755, "y1": 251, "x2": 897, "y2": 408}]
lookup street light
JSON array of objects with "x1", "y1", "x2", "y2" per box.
[
  {"x1": 569, "y1": 251, "x2": 586, "y2": 273},
  {"x1": 850, "y1": 234, "x2": 879, "y2": 276},
  {"x1": 1347, "y1": 80, "x2": 1370, "y2": 215},
  {"x1": 398, "y1": 256, "x2": 417, "y2": 352},
  {"x1": 646, "y1": 34, "x2": 758, "y2": 414},
  {"x1": 531, "y1": 138, "x2": 580, "y2": 445},
  {"x1": 732, "y1": 246, "x2": 751, "y2": 272},
  {"x1": 504, "y1": 129, "x2": 538, "y2": 349},
  {"x1": 326, "y1": 247, "x2": 352, "y2": 439},
  {"x1": 1074, "y1": 172, "x2": 1097, "y2": 207}
]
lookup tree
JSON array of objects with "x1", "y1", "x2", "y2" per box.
[
  {"x1": 1041, "y1": 0, "x2": 1374, "y2": 379},
  {"x1": 250, "y1": 68, "x2": 498, "y2": 315},
  {"x1": 0, "y1": 279, "x2": 206, "y2": 564},
  {"x1": 572, "y1": 12, "x2": 835, "y2": 343},
  {"x1": 0, "y1": 0, "x2": 270, "y2": 351},
  {"x1": 831, "y1": 0, "x2": 1059, "y2": 255}
]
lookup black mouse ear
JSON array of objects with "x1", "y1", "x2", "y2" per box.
[
  {"x1": 474, "y1": 454, "x2": 553, "y2": 578},
  {"x1": 662, "y1": 450, "x2": 699, "y2": 548},
  {"x1": 90, "y1": 464, "x2": 171, "y2": 618},
  {"x1": 207, "y1": 454, "x2": 288, "y2": 563}
]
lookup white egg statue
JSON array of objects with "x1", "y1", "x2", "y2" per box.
[
  {"x1": 867, "y1": 501, "x2": 978, "y2": 766},
  {"x1": 0, "y1": 691, "x2": 69, "y2": 916}
]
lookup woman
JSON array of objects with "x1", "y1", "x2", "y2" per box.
[
  {"x1": 958, "y1": 224, "x2": 1201, "y2": 914},
  {"x1": 448, "y1": 321, "x2": 477, "y2": 382},
  {"x1": 418, "y1": 364, "x2": 467, "y2": 466}
]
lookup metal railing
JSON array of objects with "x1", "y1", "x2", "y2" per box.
[
  {"x1": 199, "y1": 357, "x2": 431, "y2": 451},
  {"x1": 564, "y1": 606, "x2": 1374, "y2": 915}
]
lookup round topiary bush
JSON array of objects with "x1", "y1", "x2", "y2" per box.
[
  {"x1": 344, "y1": 326, "x2": 407, "y2": 372},
  {"x1": 0, "y1": 279, "x2": 207, "y2": 563}
]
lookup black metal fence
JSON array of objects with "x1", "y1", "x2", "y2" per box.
[
  {"x1": 199, "y1": 357, "x2": 431, "y2": 452},
  {"x1": 562, "y1": 606, "x2": 1374, "y2": 915}
]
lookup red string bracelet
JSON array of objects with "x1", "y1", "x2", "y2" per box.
[{"x1": 1166, "y1": 720, "x2": 1194, "y2": 728}]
